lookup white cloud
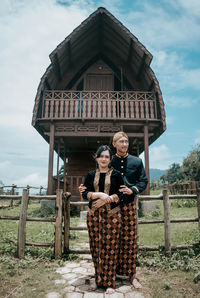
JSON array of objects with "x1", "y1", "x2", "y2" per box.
[
  {"x1": 123, "y1": 1, "x2": 200, "y2": 50},
  {"x1": 14, "y1": 173, "x2": 47, "y2": 187},
  {"x1": 151, "y1": 50, "x2": 200, "y2": 94},
  {"x1": 140, "y1": 144, "x2": 173, "y2": 170},
  {"x1": 168, "y1": 0, "x2": 200, "y2": 18},
  {"x1": 166, "y1": 96, "x2": 199, "y2": 108}
]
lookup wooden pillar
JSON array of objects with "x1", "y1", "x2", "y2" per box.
[
  {"x1": 10, "y1": 184, "x2": 15, "y2": 207},
  {"x1": 144, "y1": 125, "x2": 150, "y2": 194},
  {"x1": 17, "y1": 189, "x2": 29, "y2": 259},
  {"x1": 63, "y1": 145, "x2": 67, "y2": 192},
  {"x1": 163, "y1": 189, "x2": 171, "y2": 256},
  {"x1": 57, "y1": 139, "x2": 61, "y2": 190},
  {"x1": 47, "y1": 123, "x2": 55, "y2": 194},
  {"x1": 64, "y1": 193, "x2": 71, "y2": 254},
  {"x1": 197, "y1": 188, "x2": 200, "y2": 232},
  {"x1": 55, "y1": 189, "x2": 63, "y2": 258}
]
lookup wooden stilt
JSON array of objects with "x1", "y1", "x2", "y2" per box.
[
  {"x1": 63, "y1": 145, "x2": 67, "y2": 192},
  {"x1": 144, "y1": 124, "x2": 150, "y2": 194},
  {"x1": 197, "y1": 188, "x2": 200, "y2": 232},
  {"x1": 47, "y1": 123, "x2": 55, "y2": 194},
  {"x1": 57, "y1": 139, "x2": 60, "y2": 190}
]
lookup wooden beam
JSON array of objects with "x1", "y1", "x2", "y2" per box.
[
  {"x1": 44, "y1": 77, "x2": 51, "y2": 90},
  {"x1": 137, "y1": 53, "x2": 147, "y2": 80},
  {"x1": 65, "y1": 41, "x2": 73, "y2": 68},
  {"x1": 148, "y1": 80, "x2": 155, "y2": 91},
  {"x1": 57, "y1": 139, "x2": 60, "y2": 190},
  {"x1": 126, "y1": 39, "x2": 134, "y2": 65},
  {"x1": 46, "y1": 132, "x2": 154, "y2": 137},
  {"x1": 63, "y1": 144, "x2": 67, "y2": 192},
  {"x1": 47, "y1": 123, "x2": 55, "y2": 194},
  {"x1": 144, "y1": 125, "x2": 150, "y2": 194},
  {"x1": 51, "y1": 53, "x2": 62, "y2": 81}
]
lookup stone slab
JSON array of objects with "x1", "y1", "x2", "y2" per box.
[
  {"x1": 54, "y1": 279, "x2": 66, "y2": 285},
  {"x1": 125, "y1": 292, "x2": 145, "y2": 298},
  {"x1": 65, "y1": 293, "x2": 83, "y2": 298},
  {"x1": 46, "y1": 292, "x2": 61, "y2": 298}
]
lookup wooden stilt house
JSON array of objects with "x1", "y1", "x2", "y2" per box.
[{"x1": 32, "y1": 7, "x2": 166, "y2": 196}]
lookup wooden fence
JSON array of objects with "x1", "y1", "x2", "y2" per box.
[
  {"x1": 64, "y1": 189, "x2": 200, "y2": 256},
  {"x1": 168, "y1": 181, "x2": 200, "y2": 195},
  {"x1": 0, "y1": 189, "x2": 71, "y2": 259},
  {"x1": 0, "y1": 189, "x2": 199, "y2": 258},
  {"x1": 0, "y1": 184, "x2": 46, "y2": 208}
]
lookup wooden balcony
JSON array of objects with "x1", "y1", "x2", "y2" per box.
[{"x1": 42, "y1": 91, "x2": 158, "y2": 121}]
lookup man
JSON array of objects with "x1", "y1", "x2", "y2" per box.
[
  {"x1": 79, "y1": 131, "x2": 148, "y2": 288},
  {"x1": 111, "y1": 131, "x2": 148, "y2": 289}
]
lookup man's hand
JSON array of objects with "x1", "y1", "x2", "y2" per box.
[
  {"x1": 119, "y1": 185, "x2": 133, "y2": 195},
  {"x1": 78, "y1": 184, "x2": 87, "y2": 194}
]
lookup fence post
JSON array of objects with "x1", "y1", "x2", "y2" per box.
[
  {"x1": 63, "y1": 192, "x2": 71, "y2": 254},
  {"x1": 10, "y1": 184, "x2": 15, "y2": 207},
  {"x1": 17, "y1": 189, "x2": 29, "y2": 259},
  {"x1": 197, "y1": 188, "x2": 200, "y2": 232},
  {"x1": 55, "y1": 189, "x2": 63, "y2": 258},
  {"x1": 163, "y1": 189, "x2": 171, "y2": 256}
]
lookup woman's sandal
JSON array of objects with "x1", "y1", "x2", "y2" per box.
[{"x1": 106, "y1": 287, "x2": 115, "y2": 294}]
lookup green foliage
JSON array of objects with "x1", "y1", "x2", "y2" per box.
[
  {"x1": 164, "y1": 281, "x2": 171, "y2": 290},
  {"x1": 150, "y1": 181, "x2": 164, "y2": 190},
  {"x1": 160, "y1": 163, "x2": 182, "y2": 183},
  {"x1": 161, "y1": 144, "x2": 200, "y2": 184},
  {"x1": 171, "y1": 198, "x2": 197, "y2": 208},
  {"x1": 181, "y1": 144, "x2": 200, "y2": 181},
  {"x1": 138, "y1": 248, "x2": 200, "y2": 274}
]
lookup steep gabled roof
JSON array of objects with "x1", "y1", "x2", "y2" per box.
[{"x1": 32, "y1": 7, "x2": 165, "y2": 131}]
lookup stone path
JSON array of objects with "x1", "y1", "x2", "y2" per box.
[{"x1": 46, "y1": 255, "x2": 147, "y2": 298}]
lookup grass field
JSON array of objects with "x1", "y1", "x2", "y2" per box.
[{"x1": 0, "y1": 191, "x2": 199, "y2": 297}]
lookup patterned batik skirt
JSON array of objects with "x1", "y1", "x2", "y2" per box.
[
  {"x1": 87, "y1": 206, "x2": 122, "y2": 288},
  {"x1": 117, "y1": 200, "x2": 138, "y2": 277}
]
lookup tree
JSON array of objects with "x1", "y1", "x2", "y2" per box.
[
  {"x1": 160, "y1": 163, "x2": 182, "y2": 184},
  {"x1": 181, "y1": 144, "x2": 200, "y2": 181}
]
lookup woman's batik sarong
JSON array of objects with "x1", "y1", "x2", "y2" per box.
[
  {"x1": 117, "y1": 200, "x2": 137, "y2": 277},
  {"x1": 87, "y1": 206, "x2": 121, "y2": 288}
]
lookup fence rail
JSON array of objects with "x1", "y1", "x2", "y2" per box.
[
  {"x1": 0, "y1": 184, "x2": 46, "y2": 209},
  {"x1": 64, "y1": 189, "x2": 200, "y2": 256},
  {"x1": 0, "y1": 189, "x2": 71, "y2": 258},
  {"x1": 0, "y1": 189, "x2": 199, "y2": 258}
]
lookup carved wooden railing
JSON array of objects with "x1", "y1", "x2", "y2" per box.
[{"x1": 42, "y1": 91, "x2": 158, "y2": 120}]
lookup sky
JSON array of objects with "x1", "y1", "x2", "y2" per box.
[{"x1": 0, "y1": 0, "x2": 200, "y2": 187}]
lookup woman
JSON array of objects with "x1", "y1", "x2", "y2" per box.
[{"x1": 82, "y1": 145, "x2": 124, "y2": 294}]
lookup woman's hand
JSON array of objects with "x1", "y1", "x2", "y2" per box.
[
  {"x1": 92, "y1": 193, "x2": 110, "y2": 209},
  {"x1": 78, "y1": 184, "x2": 87, "y2": 194},
  {"x1": 92, "y1": 198, "x2": 106, "y2": 209},
  {"x1": 119, "y1": 185, "x2": 133, "y2": 195}
]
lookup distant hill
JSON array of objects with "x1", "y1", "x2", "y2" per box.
[{"x1": 150, "y1": 168, "x2": 167, "y2": 181}]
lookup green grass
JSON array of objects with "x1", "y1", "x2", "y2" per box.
[{"x1": 0, "y1": 193, "x2": 200, "y2": 297}]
